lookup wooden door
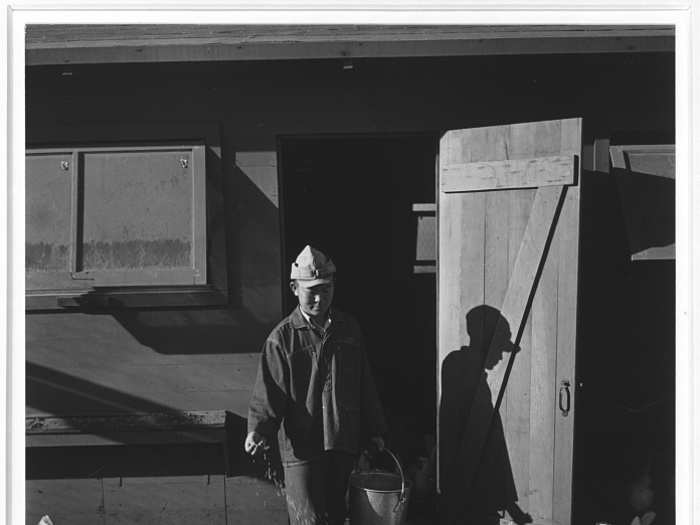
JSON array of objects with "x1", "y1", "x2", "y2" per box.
[{"x1": 437, "y1": 119, "x2": 581, "y2": 525}]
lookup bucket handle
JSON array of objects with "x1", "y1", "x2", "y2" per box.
[{"x1": 382, "y1": 448, "x2": 407, "y2": 511}]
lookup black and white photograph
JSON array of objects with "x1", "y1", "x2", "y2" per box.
[{"x1": 5, "y1": 5, "x2": 698, "y2": 525}]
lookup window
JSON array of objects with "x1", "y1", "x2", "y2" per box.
[{"x1": 26, "y1": 141, "x2": 226, "y2": 309}]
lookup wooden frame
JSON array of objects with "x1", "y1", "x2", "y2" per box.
[
  {"x1": 26, "y1": 410, "x2": 226, "y2": 447},
  {"x1": 26, "y1": 121, "x2": 228, "y2": 310},
  {"x1": 610, "y1": 144, "x2": 675, "y2": 261},
  {"x1": 276, "y1": 130, "x2": 440, "y2": 312},
  {"x1": 609, "y1": 144, "x2": 675, "y2": 179},
  {"x1": 412, "y1": 203, "x2": 437, "y2": 274},
  {"x1": 28, "y1": 144, "x2": 207, "y2": 287},
  {"x1": 437, "y1": 118, "x2": 581, "y2": 523},
  {"x1": 25, "y1": 25, "x2": 674, "y2": 66}
]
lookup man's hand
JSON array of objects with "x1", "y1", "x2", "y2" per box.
[
  {"x1": 244, "y1": 431, "x2": 268, "y2": 455},
  {"x1": 370, "y1": 435, "x2": 385, "y2": 452}
]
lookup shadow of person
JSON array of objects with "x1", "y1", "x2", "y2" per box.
[{"x1": 439, "y1": 305, "x2": 532, "y2": 525}]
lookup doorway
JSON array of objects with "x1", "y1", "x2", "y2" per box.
[{"x1": 279, "y1": 133, "x2": 438, "y2": 461}]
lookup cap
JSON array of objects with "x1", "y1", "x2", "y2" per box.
[{"x1": 290, "y1": 245, "x2": 336, "y2": 286}]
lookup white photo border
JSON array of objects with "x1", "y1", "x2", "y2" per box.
[{"x1": 3, "y1": 2, "x2": 697, "y2": 525}]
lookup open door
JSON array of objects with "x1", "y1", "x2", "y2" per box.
[{"x1": 438, "y1": 119, "x2": 581, "y2": 525}]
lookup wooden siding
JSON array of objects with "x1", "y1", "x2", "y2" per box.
[
  {"x1": 103, "y1": 475, "x2": 227, "y2": 524},
  {"x1": 26, "y1": 52, "x2": 672, "y2": 425},
  {"x1": 24, "y1": 49, "x2": 674, "y2": 525},
  {"x1": 27, "y1": 475, "x2": 287, "y2": 525},
  {"x1": 27, "y1": 478, "x2": 105, "y2": 525},
  {"x1": 26, "y1": 309, "x2": 263, "y2": 434},
  {"x1": 25, "y1": 25, "x2": 674, "y2": 65}
]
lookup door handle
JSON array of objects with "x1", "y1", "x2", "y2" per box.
[{"x1": 559, "y1": 380, "x2": 571, "y2": 417}]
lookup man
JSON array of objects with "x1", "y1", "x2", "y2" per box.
[{"x1": 245, "y1": 245, "x2": 387, "y2": 525}]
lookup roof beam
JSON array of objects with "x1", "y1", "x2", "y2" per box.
[{"x1": 26, "y1": 25, "x2": 674, "y2": 65}]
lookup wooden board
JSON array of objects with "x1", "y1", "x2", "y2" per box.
[
  {"x1": 25, "y1": 25, "x2": 675, "y2": 48},
  {"x1": 235, "y1": 151, "x2": 279, "y2": 206},
  {"x1": 552, "y1": 185, "x2": 580, "y2": 525},
  {"x1": 26, "y1": 152, "x2": 74, "y2": 271},
  {"x1": 81, "y1": 149, "x2": 193, "y2": 269},
  {"x1": 25, "y1": 410, "x2": 228, "y2": 447},
  {"x1": 415, "y1": 215, "x2": 437, "y2": 262},
  {"x1": 26, "y1": 410, "x2": 226, "y2": 433},
  {"x1": 26, "y1": 474, "x2": 287, "y2": 524},
  {"x1": 25, "y1": 25, "x2": 674, "y2": 66},
  {"x1": 437, "y1": 190, "x2": 485, "y2": 492},
  {"x1": 528, "y1": 194, "x2": 558, "y2": 521},
  {"x1": 26, "y1": 478, "x2": 104, "y2": 525},
  {"x1": 505, "y1": 189, "x2": 535, "y2": 515},
  {"x1": 441, "y1": 155, "x2": 574, "y2": 192},
  {"x1": 26, "y1": 307, "x2": 261, "y2": 446},
  {"x1": 631, "y1": 245, "x2": 675, "y2": 260},
  {"x1": 26, "y1": 430, "x2": 226, "y2": 447},
  {"x1": 103, "y1": 475, "x2": 226, "y2": 524},
  {"x1": 609, "y1": 144, "x2": 675, "y2": 179},
  {"x1": 225, "y1": 476, "x2": 288, "y2": 525}
]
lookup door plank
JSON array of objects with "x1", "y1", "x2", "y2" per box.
[
  {"x1": 441, "y1": 155, "x2": 574, "y2": 192},
  {"x1": 560, "y1": 119, "x2": 581, "y2": 155},
  {"x1": 553, "y1": 185, "x2": 581, "y2": 525},
  {"x1": 437, "y1": 191, "x2": 486, "y2": 491},
  {"x1": 529, "y1": 219, "x2": 558, "y2": 522},
  {"x1": 534, "y1": 120, "x2": 563, "y2": 157},
  {"x1": 483, "y1": 190, "x2": 517, "y2": 512},
  {"x1": 505, "y1": 189, "x2": 536, "y2": 515},
  {"x1": 554, "y1": 118, "x2": 581, "y2": 525},
  {"x1": 484, "y1": 190, "x2": 512, "y2": 396},
  {"x1": 437, "y1": 192, "x2": 486, "y2": 367}
]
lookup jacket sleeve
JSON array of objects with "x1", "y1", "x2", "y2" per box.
[
  {"x1": 247, "y1": 336, "x2": 289, "y2": 438},
  {"x1": 359, "y1": 336, "x2": 388, "y2": 439}
]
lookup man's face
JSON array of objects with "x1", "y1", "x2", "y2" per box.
[{"x1": 291, "y1": 280, "x2": 335, "y2": 319}]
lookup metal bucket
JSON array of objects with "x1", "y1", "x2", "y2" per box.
[{"x1": 348, "y1": 449, "x2": 411, "y2": 525}]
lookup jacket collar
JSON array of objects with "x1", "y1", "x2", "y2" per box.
[
  {"x1": 290, "y1": 305, "x2": 340, "y2": 330},
  {"x1": 290, "y1": 306, "x2": 308, "y2": 329}
]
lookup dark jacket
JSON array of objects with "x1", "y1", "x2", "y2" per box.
[{"x1": 248, "y1": 307, "x2": 387, "y2": 464}]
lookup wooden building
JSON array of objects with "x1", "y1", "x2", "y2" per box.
[{"x1": 25, "y1": 25, "x2": 675, "y2": 524}]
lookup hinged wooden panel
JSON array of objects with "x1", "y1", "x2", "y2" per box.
[
  {"x1": 438, "y1": 118, "x2": 581, "y2": 525},
  {"x1": 609, "y1": 144, "x2": 675, "y2": 261},
  {"x1": 26, "y1": 144, "x2": 208, "y2": 292},
  {"x1": 609, "y1": 144, "x2": 675, "y2": 179}
]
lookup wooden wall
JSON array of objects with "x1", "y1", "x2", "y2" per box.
[
  {"x1": 25, "y1": 52, "x2": 674, "y2": 523},
  {"x1": 26, "y1": 444, "x2": 287, "y2": 524}
]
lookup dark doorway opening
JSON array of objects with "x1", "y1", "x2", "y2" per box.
[{"x1": 279, "y1": 134, "x2": 438, "y2": 462}]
